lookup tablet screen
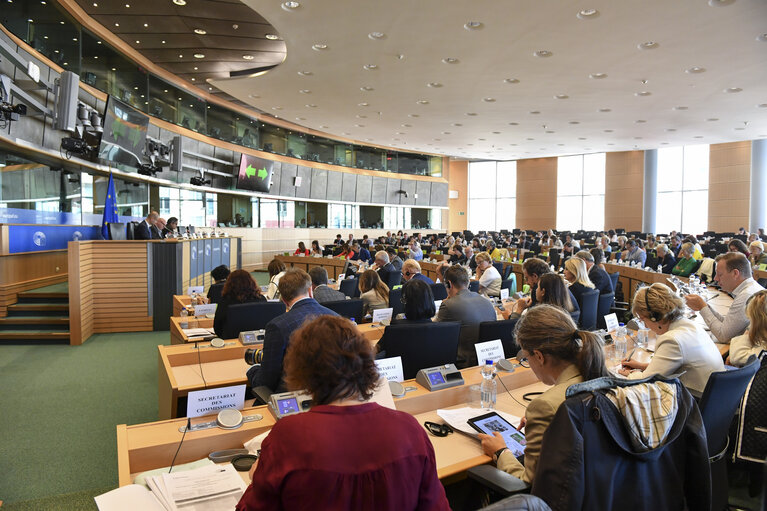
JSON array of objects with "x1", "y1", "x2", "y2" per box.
[
  {"x1": 427, "y1": 372, "x2": 445, "y2": 386},
  {"x1": 277, "y1": 397, "x2": 299, "y2": 415},
  {"x1": 469, "y1": 412, "x2": 526, "y2": 457}
]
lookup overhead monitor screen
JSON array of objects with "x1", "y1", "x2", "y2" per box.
[
  {"x1": 98, "y1": 96, "x2": 149, "y2": 168},
  {"x1": 236, "y1": 154, "x2": 273, "y2": 193}
]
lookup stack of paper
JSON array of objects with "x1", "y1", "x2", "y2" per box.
[
  {"x1": 182, "y1": 327, "x2": 216, "y2": 338},
  {"x1": 436, "y1": 407, "x2": 522, "y2": 436},
  {"x1": 95, "y1": 464, "x2": 247, "y2": 511}
]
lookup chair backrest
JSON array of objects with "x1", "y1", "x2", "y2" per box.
[
  {"x1": 126, "y1": 221, "x2": 138, "y2": 240},
  {"x1": 385, "y1": 270, "x2": 402, "y2": 289},
  {"x1": 576, "y1": 288, "x2": 600, "y2": 330},
  {"x1": 478, "y1": 319, "x2": 519, "y2": 357},
  {"x1": 322, "y1": 298, "x2": 364, "y2": 321},
  {"x1": 608, "y1": 271, "x2": 619, "y2": 293},
  {"x1": 596, "y1": 292, "x2": 615, "y2": 330},
  {"x1": 569, "y1": 309, "x2": 581, "y2": 325},
  {"x1": 698, "y1": 356, "x2": 760, "y2": 455},
  {"x1": 501, "y1": 264, "x2": 513, "y2": 280},
  {"x1": 430, "y1": 283, "x2": 448, "y2": 301},
  {"x1": 108, "y1": 222, "x2": 127, "y2": 240},
  {"x1": 222, "y1": 301, "x2": 286, "y2": 339},
  {"x1": 645, "y1": 254, "x2": 658, "y2": 269},
  {"x1": 380, "y1": 322, "x2": 461, "y2": 379},
  {"x1": 549, "y1": 250, "x2": 560, "y2": 269},
  {"x1": 493, "y1": 262, "x2": 504, "y2": 274},
  {"x1": 500, "y1": 279, "x2": 514, "y2": 294},
  {"x1": 468, "y1": 280, "x2": 480, "y2": 293},
  {"x1": 388, "y1": 287, "x2": 404, "y2": 317},
  {"x1": 339, "y1": 278, "x2": 359, "y2": 298}
]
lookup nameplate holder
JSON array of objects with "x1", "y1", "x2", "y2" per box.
[
  {"x1": 187, "y1": 384, "x2": 246, "y2": 419},
  {"x1": 500, "y1": 288, "x2": 510, "y2": 301},
  {"x1": 193, "y1": 303, "x2": 217, "y2": 317},
  {"x1": 338, "y1": 273, "x2": 346, "y2": 281},
  {"x1": 475, "y1": 339, "x2": 505, "y2": 365},
  {"x1": 372, "y1": 308, "x2": 393, "y2": 324},
  {"x1": 187, "y1": 286, "x2": 203, "y2": 296},
  {"x1": 604, "y1": 313, "x2": 619, "y2": 333},
  {"x1": 434, "y1": 300, "x2": 442, "y2": 312},
  {"x1": 375, "y1": 356, "x2": 404, "y2": 383}
]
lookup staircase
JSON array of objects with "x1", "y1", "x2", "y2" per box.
[{"x1": 0, "y1": 290, "x2": 69, "y2": 343}]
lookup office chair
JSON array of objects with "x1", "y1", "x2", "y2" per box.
[
  {"x1": 469, "y1": 280, "x2": 480, "y2": 293},
  {"x1": 493, "y1": 262, "x2": 504, "y2": 275},
  {"x1": 385, "y1": 270, "x2": 402, "y2": 289},
  {"x1": 575, "y1": 288, "x2": 600, "y2": 330},
  {"x1": 322, "y1": 298, "x2": 364, "y2": 321},
  {"x1": 388, "y1": 287, "x2": 404, "y2": 317},
  {"x1": 377, "y1": 322, "x2": 461, "y2": 379},
  {"x1": 501, "y1": 265, "x2": 513, "y2": 280},
  {"x1": 108, "y1": 222, "x2": 126, "y2": 241},
  {"x1": 596, "y1": 291, "x2": 615, "y2": 330},
  {"x1": 430, "y1": 283, "x2": 448, "y2": 301},
  {"x1": 222, "y1": 302, "x2": 285, "y2": 339},
  {"x1": 477, "y1": 319, "x2": 519, "y2": 358},
  {"x1": 569, "y1": 308, "x2": 581, "y2": 325},
  {"x1": 607, "y1": 271, "x2": 619, "y2": 292},
  {"x1": 339, "y1": 278, "x2": 359, "y2": 298},
  {"x1": 126, "y1": 221, "x2": 138, "y2": 240},
  {"x1": 500, "y1": 279, "x2": 514, "y2": 296},
  {"x1": 549, "y1": 250, "x2": 560, "y2": 270}
]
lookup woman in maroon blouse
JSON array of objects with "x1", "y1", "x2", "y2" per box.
[{"x1": 236, "y1": 315, "x2": 449, "y2": 511}]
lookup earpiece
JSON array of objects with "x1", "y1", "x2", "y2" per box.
[
  {"x1": 644, "y1": 287, "x2": 661, "y2": 322},
  {"x1": 445, "y1": 280, "x2": 452, "y2": 289}
]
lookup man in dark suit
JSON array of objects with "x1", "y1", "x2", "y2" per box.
[
  {"x1": 308, "y1": 266, "x2": 346, "y2": 303},
  {"x1": 656, "y1": 243, "x2": 677, "y2": 274},
  {"x1": 386, "y1": 246, "x2": 403, "y2": 272},
  {"x1": 436, "y1": 265, "x2": 497, "y2": 368},
  {"x1": 134, "y1": 211, "x2": 160, "y2": 240},
  {"x1": 577, "y1": 250, "x2": 612, "y2": 295},
  {"x1": 247, "y1": 269, "x2": 338, "y2": 394},
  {"x1": 372, "y1": 250, "x2": 396, "y2": 281},
  {"x1": 402, "y1": 259, "x2": 434, "y2": 285}
]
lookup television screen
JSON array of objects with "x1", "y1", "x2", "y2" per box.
[
  {"x1": 237, "y1": 154, "x2": 273, "y2": 193},
  {"x1": 98, "y1": 96, "x2": 149, "y2": 168}
]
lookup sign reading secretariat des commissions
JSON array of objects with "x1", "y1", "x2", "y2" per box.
[{"x1": 236, "y1": 154, "x2": 273, "y2": 193}]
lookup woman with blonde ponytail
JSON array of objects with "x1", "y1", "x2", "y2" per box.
[{"x1": 478, "y1": 304, "x2": 608, "y2": 484}]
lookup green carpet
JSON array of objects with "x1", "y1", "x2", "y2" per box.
[
  {"x1": 22, "y1": 282, "x2": 69, "y2": 294},
  {"x1": 0, "y1": 331, "x2": 167, "y2": 506}
]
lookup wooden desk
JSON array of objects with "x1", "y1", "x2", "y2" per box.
[
  {"x1": 276, "y1": 255, "x2": 348, "y2": 280},
  {"x1": 169, "y1": 316, "x2": 216, "y2": 344},
  {"x1": 604, "y1": 263, "x2": 671, "y2": 305},
  {"x1": 172, "y1": 295, "x2": 192, "y2": 317},
  {"x1": 121, "y1": 362, "x2": 540, "y2": 486}
]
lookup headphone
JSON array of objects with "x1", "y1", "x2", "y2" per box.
[{"x1": 644, "y1": 286, "x2": 661, "y2": 322}]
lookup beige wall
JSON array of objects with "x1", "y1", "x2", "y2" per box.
[
  {"x1": 516, "y1": 158, "x2": 557, "y2": 230},
  {"x1": 446, "y1": 160, "x2": 468, "y2": 233},
  {"x1": 605, "y1": 151, "x2": 644, "y2": 232},
  {"x1": 709, "y1": 141, "x2": 751, "y2": 232}
]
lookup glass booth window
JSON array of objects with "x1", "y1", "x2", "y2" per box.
[
  {"x1": 93, "y1": 175, "x2": 148, "y2": 220},
  {"x1": 329, "y1": 204, "x2": 358, "y2": 229},
  {"x1": 82, "y1": 30, "x2": 147, "y2": 112}
]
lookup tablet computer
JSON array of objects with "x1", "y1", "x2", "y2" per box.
[{"x1": 467, "y1": 411, "x2": 526, "y2": 457}]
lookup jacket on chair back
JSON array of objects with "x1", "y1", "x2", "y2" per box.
[{"x1": 531, "y1": 375, "x2": 710, "y2": 511}]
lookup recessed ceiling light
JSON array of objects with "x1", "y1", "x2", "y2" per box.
[
  {"x1": 124, "y1": 3, "x2": 129, "y2": 6},
  {"x1": 401, "y1": 124, "x2": 412, "y2": 127},
  {"x1": 363, "y1": 64, "x2": 378, "y2": 70},
  {"x1": 111, "y1": 67, "x2": 116, "y2": 71},
  {"x1": 534, "y1": 50, "x2": 553, "y2": 58},
  {"x1": 427, "y1": 82, "x2": 443, "y2": 88},
  {"x1": 355, "y1": 114, "x2": 366, "y2": 119},
  {"x1": 452, "y1": 122, "x2": 463, "y2": 126},
  {"x1": 297, "y1": 70, "x2": 312, "y2": 76},
  {"x1": 589, "y1": 72, "x2": 607, "y2": 79},
  {"x1": 509, "y1": 122, "x2": 519, "y2": 125},
  {"x1": 576, "y1": 9, "x2": 600, "y2": 19},
  {"x1": 293, "y1": 117, "x2": 304, "y2": 121},
  {"x1": 673, "y1": 106, "x2": 688, "y2": 110},
  {"x1": 466, "y1": 112, "x2": 477, "y2": 116},
  {"x1": 478, "y1": 138, "x2": 486, "y2": 141},
  {"x1": 93, "y1": 2, "x2": 97, "y2": 5},
  {"x1": 242, "y1": 55, "x2": 255, "y2": 60},
  {"x1": 757, "y1": 34, "x2": 767, "y2": 42},
  {"x1": 265, "y1": 34, "x2": 279, "y2": 40},
  {"x1": 686, "y1": 66, "x2": 706, "y2": 74},
  {"x1": 569, "y1": 121, "x2": 580, "y2": 124},
  {"x1": 193, "y1": 66, "x2": 198, "y2": 70},
  {"x1": 194, "y1": 28, "x2": 206, "y2": 35},
  {"x1": 135, "y1": 40, "x2": 140, "y2": 44},
  {"x1": 758, "y1": 104, "x2": 767, "y2": 108},
  {"x1": 603, "y1": 129, "x2": 613, "y2": 133},
  {"x1": 161, "y1": 40, "x2": 166, "y2": 44},
  {"x1": 368, "y1": 32, "x2": 385, "y2": 40},
  {"x1": 708, "y1": 0, "x2": 735, "y2": 5},
  {"x1": 360, "y1": 86, "x2": 374, "y2": 91},
  {"x1": 735, "y1": 127, "x2": 745, "y2": 131},
  {"x1": 635, "y1": 119, "x2": 647, "y2": 123},
  {"x1": 190, "y1": 78, "x2": 195, "y2": 81},
  {"x1": 665, "y1": 128, "x2": 676, "y2": 132},
  {"x1": 464, "y1": 21, "x2": 483, "y2": 30},
  {"x1": 281, "y1": 1, "x2": 300, "y2": 10},
  {"x1": 526, "y1": 138, "x2": 534, "y2": 141},
  {"x1": 272, "y1": 107, "x2": 283, "y2": 110},
  {"x1": 193, "y1": 53, "x2": 205, "y2": 59},
  {"x1": 638, "y1": 41, "x2": 659, "y2": 50},
  {"x1": 312, "y1": 43, "x2": 328, "y2": 51},
  {"x1": 408, "y1": 113, "x2": 419, "y2": 117},
  {"x1": 178, "y1": 54, "x2": 183, "y2": 58},
  {"x1": 143, "y1": 23, "x2": 149, "y2": 28},
  {"x1": 248, "y1": 94, "x2": 259, "y2": 98},
  {"x1": 442, "y1": 131, "x2": 451, "y2": 135},
  {"x1": 694, "y1": 135, "x2": 704, "y2": 138},
  {"x1": 483, "y1": 97, "x2": 496, "y2": 102},
  {"x1": 707, "y1": 118, "x2": 719, "y2": 121},
  {"x1": 555, "y1": 94, "x2": 569, "y2": 99},
  {"x1": 114, "y1": 23, "x2": 119, "y2": 26},
  {"x1": 358, "y1": 102, "x2": 369, "y2": 107},
  {"x1": 172, "y1": 0, "x2": 185, "y2": 4},
  {"x1": 299, "y1": 89, "x2": 311, "y2": 94},
  {"x1": 635, "y1": 91, "x2": 652, "y2": 97},
  {"x1": 319, "y1": 125, "x2": 329, "y2": 129},
  {"x1": 442, "y1": 57, "x2": 459, "y2": 64},
  {"x1": 724, "y1": 87, "x2": 743, "y2": 93},
  {"x1": 416, "y1": 99, "x2": 429, "y2": 105},
  {"x1": 305, "y1": 104, "x2": 317, "y2": 108},
  {"x1": 578, "y1": 137, "x2": 587, "y2": 140}
]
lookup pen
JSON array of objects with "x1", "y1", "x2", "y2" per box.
[{"x1": 625, "y1": 347, "x2": 636, "y2": 362}]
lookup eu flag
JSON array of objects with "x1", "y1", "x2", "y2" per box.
[{"x1": 101, "y1": 172, "x2": 118, "y2": 240}]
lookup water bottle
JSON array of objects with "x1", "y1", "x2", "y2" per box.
[
  {"x1": 480, "y1": 360, "x2": 497, "y2": 409},
  {"x1": 657, "y1": 264, "x2": 663, "y2": 273},
  {"x1": 180, "y1": 307, "x2": 188, "y2": 328},
  {"x1": 615, "y1": 323, "x2": 627, "y2": 359},
  {"x1": 350, "y1": 317, "x2": 356, "y2": 325}
]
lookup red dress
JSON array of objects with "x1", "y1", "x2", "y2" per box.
[
  {"x1": 236, "y1": 403, "x2": 449, "y2": 511},
  {"x1": 294, "y1": 249, "x2": 310, "y2": 256}
]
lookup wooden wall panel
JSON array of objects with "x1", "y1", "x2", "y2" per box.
[
  {"x1": 0, "y1": 251, "x2": 68, "y2": 316},
  {"x1": 516, "y1": 158, "x2": 557, "y2": 230},
  {"x1": 605, "y1": 151, "x2": 644, "y2": 232},
  {"x1": 446, "y1": 160, "x2": 468, "y2": 233},
  {"x1": 709, "y1": 141, "x2": 751, "y2": 232}
]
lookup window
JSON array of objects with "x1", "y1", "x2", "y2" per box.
[
  {"x1": 656, "y1": 145, "x2": 709, "y2": 235},
  {"x1": 329, "y1": 204, "x2": 358, "y2": 229},
  {"x1": 556, "y1": 153, "x2": 605, "y2": 231},
  {"x1": 468, "y1": 161, "x2": 516, "y2": 232}
]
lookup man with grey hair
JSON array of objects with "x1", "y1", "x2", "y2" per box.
[
  {"x1": 409, "y1": 240, "x2": 423, "y2": 261},
  {"x1": 464, "y1": 245, "x2": 477, "y2": 271},
  {"x1": 575, "y1": 250, "x2": 612, "y2": 295},
  {"x1": 373, "y1": 250, "x2": 397, "y2": 286}
]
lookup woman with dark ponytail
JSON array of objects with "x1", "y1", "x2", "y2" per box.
[{"x1": 479, "y1": 304, "x2": 609, "y2": 484}]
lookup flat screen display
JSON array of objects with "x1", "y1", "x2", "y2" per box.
[
  {"x1": 98, "y1": 96, "x2": 149, "y2": 168},
  {"x1": 277, "y1": 397, "x2": 299, "y2": 415},
  {"x1": 236, "y1": 154, "x2": 273, "y2": 193},
  {"x1": 427, "y1": 372, "x2": 445, "y2": 386},
  {"x1": 469, "y1": 412, "x2": 527, "y2": 457}
]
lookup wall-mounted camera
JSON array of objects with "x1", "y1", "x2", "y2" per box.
[
  {"x1": 190, "y1": 175, "x2": 211, "y2": 186},
  {"x1": 137, "y1": 163, "x2": 160, "y2": 177},
  {"x1": 0, "y1": 75, "x2": 27, "y2": 125},
  {"x1": 145, "y1": 136, "x2": 171, "y2": 167}
]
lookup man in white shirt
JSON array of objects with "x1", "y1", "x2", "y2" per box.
[{"x1": 685, "y1": 252, "x2": 764, "y2": 343}]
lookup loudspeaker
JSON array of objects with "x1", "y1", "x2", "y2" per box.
[
  {"x1": 171, "y1": 135, "x2": 184, "y2": 172},
  {"x1": 294, "y1": 176, "x2": 302, "y2": 187},
  {"x1": 54, "y1": 71, "x2": 80, "y2": 132}
]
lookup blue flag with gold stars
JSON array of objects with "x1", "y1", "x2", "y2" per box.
[{"x1": 101, "y1": 172, "x2": 118, "y2": 239}]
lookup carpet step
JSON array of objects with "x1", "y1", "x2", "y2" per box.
[
  {"x1": 16, "y1": 292, "x2": 69, "y2": 303},
  {"x1": 7, "y1": 303, "x2": 69, "y2": 313},
  {"x1": 0, "y1": 316, "x2": 69, "y2": 327},
  {"x1": 0, "y1": 331, "x2": 70, "y2": 341}
]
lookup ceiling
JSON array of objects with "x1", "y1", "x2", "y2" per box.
[
  {"x1": 206, "y1": 0, "x2": 767, "y2": 160},
  {"x1": 73, "y1": 0, "x2": 286, "y2": 103}
]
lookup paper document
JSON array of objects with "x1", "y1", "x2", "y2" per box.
[
  {"x1": 182, "y1": 328, "x2": 215, "y2": 337},
  {"x1": 437, "y1": 407, "x2": 522, "y2": 436},
  {"x1": 95, "y1": 485, "x2": 166, "y2": 511}
]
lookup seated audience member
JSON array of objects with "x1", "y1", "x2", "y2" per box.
[
  {"x1": 668, "y1": 235, "x2": 682, "y2": 258},
  {"x1": 351, "y1": 242, "x2": 372, "y2": 264},
  {"x1": 729, "y1": 239, "x2": 750, "y2": 258},
  {"x1": 486, "y1": 240, "x2": 502, "y2": 260},
  {"x1": 162, "y1": 216, "x2": 179, "y2": 238},
  {"x1": 435, "y1": 265, "x2": 497, "y2": 367},
  {"x1": 134, "y1": 211, "x2": 160, "y2": 240},
  {"x1": 576, "y1": 250, "x2": 612, "y2": 295},
  {"x1": 506, "y1": 273, "x2": 579, "y2": 320},
  {"x1": 479, "y1": 305, "x2": 608, "y2": 484},
  {"x1": 622, "y1": 239, "x2": 647, "y2": 266},
  {"x1": 645, "y1": 234, "x2": 657, "y2": 251},
  {"x1": 310, "y1": 240, "x2": 322, "y2": 256},
  {"x1": 294, "y1": 241, "x2": 310, "y2": 256},
  {"x1": 729, "y1": 290, "x2": 767, "y2": 366},
  {"x1": 213, "y1": 269, "x2": 266, "y2": 337},
  {"x1": 337, "y1": 242, "x2": 356, "y2": 260},
  {"x1": 435, "y1": 262, "x2": 450, "y2": 284},
  {"x1": 358, "y1": 270, "x2": 389, "y2": 316},
  {"x1": 656, "y1": 243, "x2": 677, "y2": 274},
  {"x1": 671, "y1": 242, "x2": 698, "y2": 277},
  {"x1": 616, "y1": 235, "x2": 627, "y2": 255},
  {"x1": 739, "y1": 227, "x2": 748, "y2": 235},
  {"x1": 334, "y1": 234, "x2": 343, "y2": 245},
  {"x1": 589, "y1": 247, "x2": 608, "y2": 272},
  {"x1": 385, "y1": 246, "x2": 404, "y2": 272},
  {"x1": 402, "y1": 259, "x2": 434, "y2": 285},
  {"x1": 465, "y1": 245, "x2": 477, "y2": 271},
  {"x1": 608, "y1": 229, "x2": 618, "y2": 243},
  {"x1": 308, "y1": 267, "x2": 346, "y2": 303},
  {"x1": 266, "y1": 258, "x2": 287, "y2": 300},
  {"x1": 390, "y1": 279, "x2": 436, "y2": 325},
  {"x1": 372, "y1": 250, "x2": 396, "y2": 282},
  {"x1": 207, "y1": 264, "x2": 230, "y2": 304},
  {"x1": 238, "y1": 315, "x2": 449, "y2": 511},
  {"x1": 475, "y1": 252, "x2": 502, "y2": 297},
  {"x1": 449, "y1": 243, "x2": 466, "y2": 264},
  {"x1": 409, "y1": 240, "x2": 424, "y2": 261},
  {"x1": 685, "y1": 235, "x2": 704, "y2": 260},
  {"x1": 247, "y1": 269, "x2": 337, "y2": 393},
  {"x1": 620, "y1": 284, "x2": 724, "y2": 392},
  {"x1": 749, "y1": 241, "x2": 767, "y2": 268},
  {"x1": 564, "y1": 257, "x2": 596, "y2": 305},
  {"x1": 685, "y1": 252, "x2": 764, "y2": 343},
  {"x1": 524, "y1": 258, "x2": 552, "y2": 307},
  {"x1": 598, "y1": 235, "x2": 612, "y2": 254}
]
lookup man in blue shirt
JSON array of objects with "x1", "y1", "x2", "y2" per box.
[
  {"x1": 402, "y1": 259, "x2": 434, "y2": 285},
  {"x1": 623, "y1": 240, "x2": 647, "y2": 266},
  {"x1": 409, "y1": 241, "x2": 424, "y2": 261}
]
